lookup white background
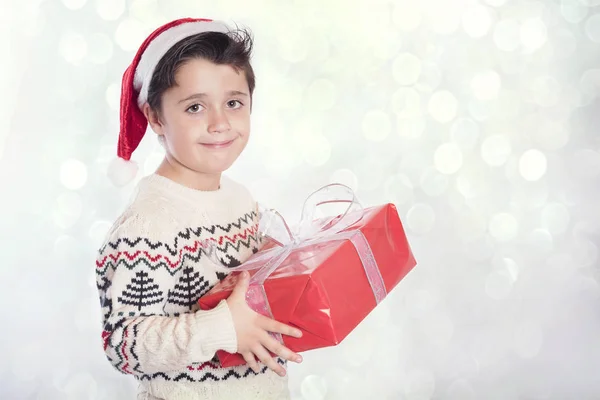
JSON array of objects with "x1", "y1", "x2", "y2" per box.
[{"x1": 2, "y1": 0, "x2": 600, "y2": 399}]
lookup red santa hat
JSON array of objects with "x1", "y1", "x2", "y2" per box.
[{"x1": 109, "y1": 17, "x2": 229, "y2": 186}]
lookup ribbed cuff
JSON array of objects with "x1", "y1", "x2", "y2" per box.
[{"x1": 192, "y1": 299, "x2": 238, "y2": 355}]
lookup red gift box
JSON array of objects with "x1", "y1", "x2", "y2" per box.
[{"x1": 198, "y1": 202, "x2": 416, "y2": 367}]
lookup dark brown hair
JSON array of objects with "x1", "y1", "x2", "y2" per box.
[{"x1": 147, "y1": 29, "x2": 255, "y2": 113}]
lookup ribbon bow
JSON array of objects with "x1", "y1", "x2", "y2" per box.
[{"x1": 233, "y1": 183, "x2": 366, "y2": 283}]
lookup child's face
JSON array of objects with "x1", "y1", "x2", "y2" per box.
[{"x1": 150, "y1": 58, "x2": 251, "y2": 176}]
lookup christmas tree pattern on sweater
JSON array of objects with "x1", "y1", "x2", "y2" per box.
[{"x1": 96, "y1": 207, "x2": 287, "y2": 385}]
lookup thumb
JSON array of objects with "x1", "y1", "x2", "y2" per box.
[{"x1": 231, "y1": 271, "x2": 250, "y2": 298}]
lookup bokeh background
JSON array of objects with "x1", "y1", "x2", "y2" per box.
[{"x1": 2, "y1": 0, "x2": 600, "y2": 398}]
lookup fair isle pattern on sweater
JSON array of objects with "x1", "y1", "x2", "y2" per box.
[{"x1": 95, "y1": 174, "x2": 288, "y2": 399}]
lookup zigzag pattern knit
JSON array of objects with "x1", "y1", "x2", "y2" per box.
[{"x1": 95, "y1": 174, "x2": 289, "y2": 400}]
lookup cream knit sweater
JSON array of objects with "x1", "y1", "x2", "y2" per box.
[{"x1": 95, "y1": 174, "x2": 289, "y2": 400}]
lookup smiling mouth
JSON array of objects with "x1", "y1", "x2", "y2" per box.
[{"x1": 200, "y1": 139, "x2": 235, "y2": 149}]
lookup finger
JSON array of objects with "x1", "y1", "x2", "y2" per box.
[
  {"x1": 242, "y1": 351, "x2": 260, "y2": 374},
  {"x1": 252, "y1": 344, "x2": 286, "y2": 377},
  {"x1": 260, "y1": 332, "x2": 302, "y2": 364},
  {"x1": 230, "y1": 271, "x2": 250, "y2": 299},
  {"x1": 258, "y1": 315, "x2": 302, "y2": 338}
]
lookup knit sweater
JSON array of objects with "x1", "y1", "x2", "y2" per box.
[{"x1": 95, "y1": 173, "x2": 289, "y2": 400}]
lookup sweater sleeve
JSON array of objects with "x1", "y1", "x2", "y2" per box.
[{"x1": 95, "y1": 212, "x2": 238, "y2": 377}]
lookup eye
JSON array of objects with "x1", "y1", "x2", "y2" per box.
[
  {"x1": 227, "y1": 100, "x2": 243, "y2": 109},
  {"x1": 187, "y1": 103, "x2": 203, "y2": 113}
]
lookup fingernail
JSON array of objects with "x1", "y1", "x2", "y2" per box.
[
  {"x1": 296, "y1": 330, "x2": 303, "y2": 337},
  {"x1": 279, "y1": 370, "x2": 286, "y2": 377},
  {"x1": 296, "y1": 356, "x2": 303, "y2": 363}
]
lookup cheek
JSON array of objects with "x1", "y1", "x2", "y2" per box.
[
  {"x1": 233, "y1": 112, "x2": 251, "y2": 134},
  {"x1": 167, "y1": 117, "x2": 201, "y2": 140}
]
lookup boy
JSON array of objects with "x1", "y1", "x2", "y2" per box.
[{"x1": 96, "y1": 18, "x2": 302, "y2": 400}]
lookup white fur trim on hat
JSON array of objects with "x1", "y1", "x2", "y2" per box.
[{"x1": 134, "y1": 20, "x2": 230, "y2": 109}]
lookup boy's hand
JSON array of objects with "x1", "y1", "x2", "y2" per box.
[{"x1": 226, "y1": 271, "x2": 303, "y2": 376}]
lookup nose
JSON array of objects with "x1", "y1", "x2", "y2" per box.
[{"x1": 207, "y1": 108, "x2": 231, "y2": 134}]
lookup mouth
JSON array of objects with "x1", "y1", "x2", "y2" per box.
[{"x1": 200, "y1": 138, "x2": 235, "y2": 149}]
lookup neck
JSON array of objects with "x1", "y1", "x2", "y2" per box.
[{"x1": 155, "y1": 157, "x2": 221, "y2": 191}]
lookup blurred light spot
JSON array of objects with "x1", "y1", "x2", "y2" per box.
[
  {"x1": 462, "y1": 5, "x2": 493, "y2": 38},
  {"x1": 279, "y1": 81, "x2": 304, "y2": 110},
  {"x1": 427, "y1": 5, "x2": 462, "y2": 35},
  {"x1": 87, "y1": 33, "x2": 113, "y2": 64},
  {"x1": 59, "y1": 31, "x2": 87, "y2": 65},
  {"x1": 393, "y1": 53, "x2": 422, "y2": 86},
  {"x1": 363, "y1": 110, "x2": 391, "y2": 142},
  {"x1": 526, "y1": 228, "x2": 554, "y2": 254},
  {"x1": 306, "y1": 79, "x2": 337, "y2": 111},
  {"x1": 96, "y1": 0, "x2": 125, "y2": 21},
  {"x1": 302, "y1": 135, "x2": 331, "y2": 166},
  {"x1": 572, "y1": 238, "x2": 599, "y2": 268},
  {"x1": 456, "y1": 212, "x2": 487, "y2": 241},
  {"x1": 541, "y1": 203, "x2": 570, "y2": 234},
  {"x1": 343, "y1": 323, "x2": 376, "y2": 367},
  {"x1": 130, "y1": 0, "x2": 160, "y2": 22},
  {"x1": 493, "y1": 19, "x2": 520, "y2": 51},
  {"x1": 555, "y1": 28, "x2": 578, "y2": 58},
  {"x1": 407, "y1": 203, "x2": 435, "y2": 234},
  {"x1": 301, "y1": 375, "x2": 328, "y2": 400},
  {"x1": 397, "y1": 116, "x2": 426, "y2": 138},
  {"x1": 579, "y1": 68, "x2": 600, "y2": 106},
  {"x1": 356, "y1": 156, "x2": 385, "y2": 191},
  {"x1": 485, "y1": 269, "x2": 514, "y2": 299},
  {"x1": 420, "y1": 167, "x2": 449, "y2": 196},
  {"x1": 60, "y1": 159, "x2": 88, "y2": 190},
  {"x1": 519, "y1": 149, "x2": 547, "y2": 181},
  {"x1": 520, "y1": 18, "x2": 548, "y2": 52},
  {"x1": 451, "y1": 118, "x2": 479, "y2": 150},
  {"x1": 62, "y1": 0, "x2": 87, "y2": 9},
  {"x1": 278, "y1": 33, "x2": 308, "y2": 63},
  {"x1": 330, "y1": 169, "x2": 358, "y2": 192},
  {"x1": 404, "y1": 368, "x2": 436, "y2": 400},
  {"x1": 384, "y1": 174, "x2": 414, "y2": 206},
  {"x1": 531, "y1": 76, "x2": 560, "y2": 107},
  {"x1": 531, "y1": 118, "x2": 569, "y2": 151},
  {"x1": 585, "y1": 13, "x2": 600, "y2": 43},
  {"x1": 571, "y1": 149, "x2": 600, "y2": 180},
  {"x1": 434, "y1": 143, "x2": 463, "y2": 174},
  {"x1": 53, "y1": 192, "x2": 83, "y2": 229},
  {"x1": 492, "y1": 256, "x2": 520, "y2": 281},
  {"x1": 54, "y1": 235, "x2": 78, "y2": 265},
  {"x1": 471, "y1": 70, "x2": 501, "y2": 100},
  {"x1": 115, "y1": 18, "x2": 146, "y2": 51},
  {"x1": 485, "y1": 0, "x2": 508, "y2": 6},
  {"x1": 513, "y1": 322, "x2": 543, "y2": 359},
  {"x1": 392, "y1": 88, "x2": 422, "y2": 118},
  {"x1": 446, "y1": 379, "x2": 476, "y2": 400},
  {"x1": 392, "y1": 3, "x2": 422, "y2": 31},
  {"x1": 560, "y1": 0, "x2": 589, "y2": 23},
  {"x1": 423, "y1": 312, "x2": 454, "y2": 346},
  {"x1": 105, "y1": 83, "x2": 120, "y2": 110},
  {"x1": 481, "y1": 135, "x2": 512, "y2": 166},
  {"x1": 489, "y1": 212, "x2": 519, "y2": 241},
  {"x1": 428, "y1": 90, "x2": 458, "y2": 123},
  {"x1": 89, "y1": 220, "x2": 112, "y2": 247},
  {"x1": 143, "y1": 150, "x2": 164, "y2": 176},
  {"x1": 63, "y1": 372, "x2": 98, "y2": 399},
  {"x1": 416, "y1": 63, "x2": 443, "y2": 93}
]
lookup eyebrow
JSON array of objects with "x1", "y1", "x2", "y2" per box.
[{"x1": 178, "y1": 91, "x2": 249, "y2": 103}]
